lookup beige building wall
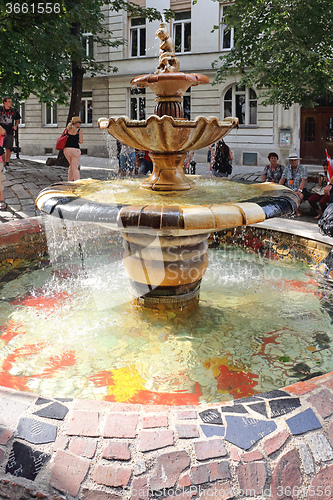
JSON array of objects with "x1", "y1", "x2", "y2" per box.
[{"x1": 18, "y1": 1, "x2": 301, "y2": 166}]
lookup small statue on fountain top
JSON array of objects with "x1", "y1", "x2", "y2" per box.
[{"x1": 156, "y1": 22, "x2": 180, "y2": 74}]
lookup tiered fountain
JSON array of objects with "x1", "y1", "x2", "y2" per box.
[{"x1": 36, "y1": 22, "x2": 299, "y2": 311}]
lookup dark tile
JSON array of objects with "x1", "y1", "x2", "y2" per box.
[
  {"x1": 35, "y1": 397, "x2": 52, "y2": 406},
  {"x1": 269, "y1": 398, "x2": 301, "y2": 418},
  {"x1": 286, "y1": 408, "x2": 322, "y2": 435},
  {"x1": 199, "y1": 409, "x2": 223, "y2": 425},
  {"x1": 234, "y1": 396, "x2": 263, "y2": 403},
  {"x1": 221, "y1": 404, "x2": 248, "y2": 414},
  {"x1": 17, "y1": 417, "x2": 57, "y2": 444},
  {"x1": 248, "y1": 402, "x2": 268, "y2": 418},
  {"x1": 55, "y1": 398, "x2": 73, "y2": 402},
  {"x1": 6, "y1": 441, "x2": 49, "y2": 480},
  {"x1": 259, "y1": 390, "x2": 291, "y2": 399},
  {"x1": 224, "y1": 415, "x2": 277, "y2": 450},
  {"x1": 34, "y1": 402, "x2": 69, "y2": 421},
  {"x1": 200, "y1": 425, "x2": 225, "y2": 438}
]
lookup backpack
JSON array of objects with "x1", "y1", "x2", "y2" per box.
[{"x1": 214, "y1": 141, "x2": 232, "y2": 175}]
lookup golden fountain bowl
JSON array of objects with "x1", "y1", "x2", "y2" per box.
[
  {"x1": 131, "y1": 72, "x2": 210, "y2": 98},
  {"x1": 98, "y1": 115, "x2": 239, "y2": 153}
]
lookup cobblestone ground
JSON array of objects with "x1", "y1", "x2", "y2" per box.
[{"x1": 0, "y1": 159, "x2": 332, "y2": 499}]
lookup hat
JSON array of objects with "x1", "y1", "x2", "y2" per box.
[
  {"x1": 71, "y1": 116, "x2": 82, "y2": 124},
  {"x1": 288, "y1": 153, "x2": 301, "y2": 160}
]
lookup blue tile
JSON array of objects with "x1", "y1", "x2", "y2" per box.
[
  {"x1": 286, "y1": 408, "x2": 322, "y2": 435},
  {"x1": 224, "y1": 415, "x2": 277, "y2": 450},
  {"x1": 201, "y1": 425, "x2": 225, "y2": 438},
  {"x1": 199, "y1": 409, "x2": 223, "y2": 425}
]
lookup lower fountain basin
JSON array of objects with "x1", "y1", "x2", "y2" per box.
[{"x1": 1, "y1": 218, "x2": 332, "y2": 404}]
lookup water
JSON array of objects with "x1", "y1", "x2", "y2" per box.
[
  {"x1": 0, "y1": 236, "x2": 332, "y2": 405},
  {"x1": 72, "y1": 177, "x2": 266, "y2": 206}
]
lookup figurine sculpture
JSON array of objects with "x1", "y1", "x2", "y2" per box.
[{"x1": 156, "y1": 22, "x2": 180, "y2": 73}]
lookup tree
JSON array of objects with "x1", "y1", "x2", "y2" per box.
[
  {"x1": 212, "y1": 0, "x2": 333, "y2": 108},
  {"x1": 0, "y1": 0, "x2": 169, "y2": 111},
  {"x1": 0, "y1": 0, "x2": 170, "y2": 162}
]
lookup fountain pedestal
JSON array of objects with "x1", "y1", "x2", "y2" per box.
[
  {"x1": 123, "y1": 232, "x2": 209, "y2": 309},
  {"x1": 140, "y1": 152, "x2": 195, "y2": 191}
]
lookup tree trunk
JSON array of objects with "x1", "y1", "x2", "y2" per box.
[{"x1": 53, "y1": 22, "x2": 85, "y2": 167}]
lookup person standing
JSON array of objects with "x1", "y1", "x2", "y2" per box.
[
  {"x1": 279, "y1": 153, "x2": 308, "y2": 216},
  {"x1": 210, "y1": 139, "x2": 233, "y2": 177},
  {"x1": 63, "y1": 116, "x2": 83, "y2": 181},
  {"x1": 0, "y1": 97, "x2": 20, "y2": 172},
  {"x1": 0, "y1": 126, "x2": 7, "y2": 210},
  {"x1": 260, "y1": 152, "x2": 284, "y2": 183}
]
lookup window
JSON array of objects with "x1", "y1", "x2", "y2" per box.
[
  {"x1": 19, "y1": 101, "x2": 25, "y2": 126},
  {"x1": 130, "y1": 18, "x2": 146, "y2": 57},
  {"x1": 45, "y1": 104, "x2": 57, "y2": 125},
  {"x1": 80, "y1": 92, "x2": 93, "y2": 125},
  {"x1": 173, "y1": 11, "x2": 191, "y2": 53},
  {"x1": 305, "y1": 117, "x2": 315, "y2": 142},
  {"x1": 82, "y1": 33, "x2": 94, "y2": 59},
  {"x1": 220, "y1": 5, "x2": 234, "y2": 50},
  {"x1": 183, "y1": 88, "x2": 191, "y2": 120},
  {"x1": 130, "y1": 88, "x2": 146, "y2": 120},
  {"x1": 223, "y1": 84, "x2": 257, "y2": 125}
]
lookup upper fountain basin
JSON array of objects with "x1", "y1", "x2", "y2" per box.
[
  {"x1": 98, "y1": 115, "x2": 239, "y2": 153},
  {"x1": 131, "y1": 72, "x2": 209, "y2": 97}
]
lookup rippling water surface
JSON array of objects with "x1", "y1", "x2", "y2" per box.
[{"x1": 0, "y1": 240, "x2": 332, "y2": 405}]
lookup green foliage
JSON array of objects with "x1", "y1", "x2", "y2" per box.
[
  {"x1": 213, "y1": 0, "x2": 333, "y2": 108},
  {"x1": 0, "y1": 0, "x2": 163, "y2": 106}
]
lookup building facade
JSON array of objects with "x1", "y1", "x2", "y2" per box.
[{"x1": 18, "y1": 0, "x2": 333, "y2": 166}]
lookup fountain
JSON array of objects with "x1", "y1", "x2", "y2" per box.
[
  {"x1": 0, "y1": 24, "x2": 331, "y2": 500},
  {"x1": 36, "y1": 22, "x2": 299, "y2": 312}
]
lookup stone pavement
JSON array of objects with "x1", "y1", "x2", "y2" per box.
[{"x1": 0, "y1": 157, "x2": 332, "y2": 499}]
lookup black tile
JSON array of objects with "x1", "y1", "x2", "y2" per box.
[
  {"x1": 35, "y1": 397, "x2": 52, "y2": 406},
  {"x1": 17, "y1": 417, "x2": 57, "y2": 444},
  {"x1": 269, "y1": 398, "x2": 301, "y2": 418},
  {"x1": 199, "y1": 409, "x2": 223, "y2": 425},
  {"x1": 6, "y1": 441, "x2": 49, "y2": 480},
  {"x1": 221, "y1": 404, "x2": 248, "y2": 414},
  {"x1": 34, "y1": 402, "x2": 69, "y2": 421},
  {"x1": 248, "y1": 402, "x2": 268, "y2": 418},
  {"x1": 233, "y1": 396, "x2": 263, "y2": 403},
  {"x1": 259, "y1": 390, "x2": 291, "y2": 399}
]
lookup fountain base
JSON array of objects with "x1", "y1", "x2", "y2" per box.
[{"x1": 130, "y1": 280, "x2": 200, "y2": 311}]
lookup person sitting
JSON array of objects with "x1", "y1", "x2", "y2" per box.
[
  {"x1": 137, "y1": 150, "x2": 153, "y2": 175},
  {"x1": 210, "y1": 139, "x2": 233, "y2": 177},
  {"x1": 260, "y1": 152, "x2": 284, "y2": 183},
  {"x1": 279, "y1": 153, "x2": 308, "y2": 216},
  {"x1": 307, "y1": 160, "x2": 330, "y2": 219}
]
